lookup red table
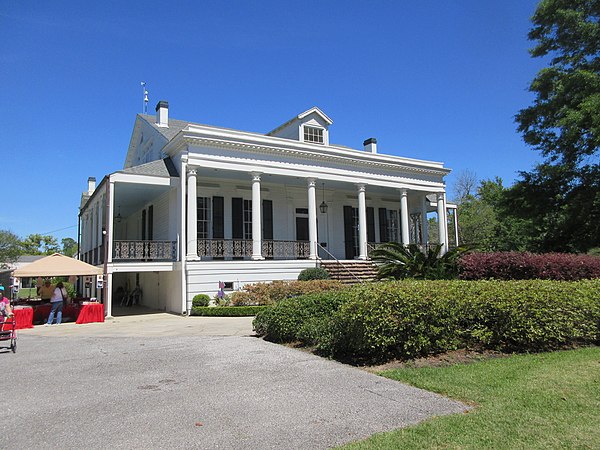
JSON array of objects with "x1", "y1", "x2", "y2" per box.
[
  {"x1": 33, "y1": 304, "x2": 81, "y2": 324},
  {"x1": 13, "y1": 306, "x2": 34, "y2": 329},
  {"x1": 76, "y1": 303, "x2": 104, "y2": 324}
]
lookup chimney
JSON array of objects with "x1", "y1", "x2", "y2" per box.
[
  {"x1": 363, "y1": 138, "x2": 377, "y2": 153},
  {"x1": 156, "y1": 100, "x2": 169, "y2": 127},
  {"x1": 87, "y1": 177, "x2": 96, "y2": 195}
]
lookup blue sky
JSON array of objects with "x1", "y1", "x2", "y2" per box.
[{"x1": 1, "y1": 0, "x2": 544, "y2": 243}]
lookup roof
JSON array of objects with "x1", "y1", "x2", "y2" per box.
[
  {"x1": 12, "y1": 253, "x2": 103, "y2": 277},
  {"x1": 119, "y1": 157, "x2": 179, "y2": 177},
  {"x1": 138, "y1": 114, "x2": 193, "y2": 141}
]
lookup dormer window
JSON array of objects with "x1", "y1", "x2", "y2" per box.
[{"x1": 304, "y1": 126, "x2": 324, "y2": 144}]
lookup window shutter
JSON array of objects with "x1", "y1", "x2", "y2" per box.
[
  {"x1": 263, "y1": 199, "x2": 273, "y2": 240},
  {"x1": 343, "y1": 206, "x2": 355, "y2": 259},
  {"x1": 212, "y1": 196, "x2": 224, "y2": 239},
  {"x1": 232, "y1": 198, "x2": 243, "y2": 239},
  {"x1": 367, "y1": 207, "x2": 375, "y2": 243},
  {"x1": 379, "y1": 208, "x2": 388, "y2": 242}
]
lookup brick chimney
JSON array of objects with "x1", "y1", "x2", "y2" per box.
[
  {"x1": 87, "y1": 177, "x2": 96, "y2": 195},
  {"x1": 363, "y1": 138, "x2": 377, "y2": 153},
  {"x1": 156, "y1": 100, "x2": 169, "y2": 127}
]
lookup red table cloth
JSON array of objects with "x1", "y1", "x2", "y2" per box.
[
  {"x1": 13, "y1": 306, "x2": 34, "y2": 329},
  {"x1": 76, "y1": 303, "x2": 104, "y2": 324},
  {"x1": 34, "y1": 304, "x2": 81, "y2": 324}
]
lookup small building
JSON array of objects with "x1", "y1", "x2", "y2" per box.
[{"x1": 79, "y1": 103, "x2": 455, "y2": 316}]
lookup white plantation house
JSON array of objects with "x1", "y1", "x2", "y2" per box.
[{"x1": 79, "y1": 102, "x2": 456, "y2": 316}]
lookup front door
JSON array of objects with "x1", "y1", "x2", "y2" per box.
[{"x1": 296, "y1": 217, "x2": 309, "y2": 258}]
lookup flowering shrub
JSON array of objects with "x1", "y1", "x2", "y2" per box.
[
  {"x1": 230, "y1": 279, "x2": 345, "y2": 306},
  {"x1": 458, "y1": 252, "x2": 600, "y2": 280}
]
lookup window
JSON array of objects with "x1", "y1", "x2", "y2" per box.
[
  {"x1": 243, "y1": 199, "x2": 252, "y2": 239},
  {"x1": 387, "y1": 210, "x2": 399, "y2": 243},
  {"x1": 197, "y1": 197, "x2": 211, "y2": 239},
  {"x1": 303, "y1": 126, "x2": 324, "y2": 144}
]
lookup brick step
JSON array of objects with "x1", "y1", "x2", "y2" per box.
[{"x1": 319, "y1": 260, "x2": 378, "y2": 284}]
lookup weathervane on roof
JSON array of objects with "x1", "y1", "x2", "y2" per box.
[{"x1": 141, "y1": 81, "x2": 149, "y2": 114}]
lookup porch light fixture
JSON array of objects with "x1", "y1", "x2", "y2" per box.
[
  {"x1": 116, "y1": 206, "x2": 122, "y2": 223},
  {"x1": 319, "y1": 183, "x2": 328, "y2": 214}
]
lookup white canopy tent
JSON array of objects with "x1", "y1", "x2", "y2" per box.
[{"x1": 12, "y1": 253, "x2": 103, "y2": 277}]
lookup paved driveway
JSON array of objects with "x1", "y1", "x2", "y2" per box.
[{"x1": 1, "y1": 314, "x2": 468, "y2": 449}]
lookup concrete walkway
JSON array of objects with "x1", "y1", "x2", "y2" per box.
[{"x1": 1, "y1": 314, "x2": 468, "y2": 449}]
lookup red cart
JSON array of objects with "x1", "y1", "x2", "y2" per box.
[{"x1": 0, "y1": 316, "x2": 17, "y2": 353}]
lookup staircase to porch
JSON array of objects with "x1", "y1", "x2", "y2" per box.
[{"x1": 319, "y1": 260, "x2": 379, "y2": 284}]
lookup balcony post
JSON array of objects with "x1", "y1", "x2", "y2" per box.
[
  {"x1": 251, "y1": 172, "x2": 264, "y2": 260},
  {"x1": 186, "y1": 168, "x2": 199, "y2": 260},
  {"x1": 307, "y1": 178, "x2": 318, "y2": 259},
  {"x1": 357, "y1": 184, "x2": 367, "y2": 260}
]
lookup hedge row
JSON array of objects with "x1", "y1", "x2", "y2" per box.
[
  {"x1": 458, "y1": 252, "x2": 600, "y2": 280},
  {"x1": 191, "y1": 306, "x2": 268, "y2": 317},
  {"x1": 253, "y1": 279, "x2": 600, "y2": 363},
  {"x1": 230, "y1": 279, "x2": 345, "y2": 306}
]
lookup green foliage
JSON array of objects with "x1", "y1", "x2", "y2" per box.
[
  {"x1": 512, "y1": 0, "x2": 600, "y2": 253},
  {"x1": 192, "y1": 294, "x2": 211, "y2": 307},
  {"x1": 0, "y1": 230, "x2": 21, "y2": 268},
  {"x1": 20, "y1": 234, "x2": 60, "y2": 255},
  {"x1": 230, "y1": 279, "x2": 344, "y2": 306},
  {"x1": 370, "y1": 243, "x2": 468, "y2": 280},
  {"x1": 297, "y1": 267, "x2": 330, "y2": 281},
  {"x1": 253, "y1": 291, "x2": 347, "y2": 344},
  {"x1": 254, "y1": 279, "x2": 600, "y2": 363},
  {"x1": 191, "y1": 306, "x2": 267, "y2": 317},
  {"x1": 61, "y1": 238, "x2": 78, "y2": 257}
]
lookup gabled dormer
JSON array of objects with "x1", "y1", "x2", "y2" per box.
[{"x1": 267, "y1": 106, "x2": 333, "y2": 145}]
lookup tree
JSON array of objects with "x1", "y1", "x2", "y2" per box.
[
  {"x1": 513, "y1": 0, "x2": 600, "y2": 252},
  {"x1": 0, "y1": 230, "x2": 21, "y2": 268},
  {"x1": 452, "y1": 169, "x2": 478, "y2": 204},
  {"x1": 20, "y1": 234, "x2": 61, "y2": 255},
  {"x1": 61, "y1": 238, "x2": 78, "y2": 257}
]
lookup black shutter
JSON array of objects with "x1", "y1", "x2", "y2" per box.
[
  {"x1": 147, "y1": 205, "x2": 153, "y2": 241},
  {"x1": 263, "y1": 199, "x2": 273, "y2": 240},
  {"x1": 141, "y1": 210, "x2": 147, "y2": 241},
  {"x1": 212, "y1": 196, "x2": 224, "y2": 239},
  {"x1": 343, "y1": 206, "x2": 355, "y2": 259},
  {"x1": 232, "y1": 198, "x2": 243, "y2": 239},
  {"x1": 379, "y1": 208, "x2": 388, "y2": 242},
  {"x1": 367, "y1": 207, "x2": 375, "y2": 243}
]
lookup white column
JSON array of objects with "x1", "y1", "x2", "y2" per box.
[
  {"x1": 357, "y1": 184, "x2": 368, "y2": 260},
  {"x1": 251, "y1": 172, "x2": 264, "y2": 260},
  {"x1": 186, "y1": 168, "x2": 199, "y2": 260},
  {"x1": 443, "y1": 192, "x2": 450, "y2": 249},
  {"x1": 436, "y1": 192, "x2": 448, "y2": 254},
  {"x1": 307, "y1": 178, "x2": 318, "y2": 259},
  {"x1": 421, "y1": 194, "x2": 429, "y2": 245},
  {"x1": 453, "y1": 207, "x2": 459, "y2": 246},
  {"x1": 400, "y1": 188, "x2": 410, "y2": 245},
  {"x1": 107, "y1": 184, "x2": 114, "y2": 263}
]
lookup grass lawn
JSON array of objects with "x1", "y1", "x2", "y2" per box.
[{"x1": 342, "y1": 347, "x2": 600, "y2": 449}]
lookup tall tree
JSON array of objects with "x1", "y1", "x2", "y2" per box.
[
  {"x1": 61, "y1": 237, "x2": 78, "y2": 257},
  {"x1": 0, "y1": 230, "x2": 22, "y2": 268},
  {"x1": 513, "y1": 0, "x2": 600, "y2": 252},
  {"x1": 20, "y1": 234, "x2": 61, "y2": 255}
]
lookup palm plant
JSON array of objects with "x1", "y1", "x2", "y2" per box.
[{"x1": 370, "y1": 243, "x2": 469, "y2": 280}]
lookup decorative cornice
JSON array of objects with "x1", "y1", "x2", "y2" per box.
[{"x1": 176, "y1": 135, "x2": 449, "y2": 178}]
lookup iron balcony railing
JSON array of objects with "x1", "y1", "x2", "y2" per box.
[
  {"x1": 113, "y1": 240, "x2": 178, "y2": 262},
  {"x1": 197, "y1": 239, "x2": 310, "y2": 260}
]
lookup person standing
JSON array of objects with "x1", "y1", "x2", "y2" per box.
[
  {"x1": 0, "y1": 286, "x2": 13, "y2": 318},
  {"x1": 46, "y1": 282, "x2": 67, "y2": 325},
  {"x1": 37, "y1": 279, "x2": 55, "y2": 303}
]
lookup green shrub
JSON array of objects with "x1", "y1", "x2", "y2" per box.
[
  {"x1": 191, "y1": 306, "x2": 267, "y2": 317},
  {"x1": 297, "y1": 267, "x2": 330, "y2": 281},
  {"x1": 192, "y1": 294, "x2": 211, "y2": 307},
  {"x1": 253, "y1": 290, "x2": 347, "y2": 343},
  {"x1": 230, "y1": 279, "x2": 344, "y2": 306},
  {"x1": 254, "y1": 279, "x2": 600, "y2": 363}
]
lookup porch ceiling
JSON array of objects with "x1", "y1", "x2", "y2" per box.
[{"x1": 113, "y1": 183, "x2": 171, "y2": 216}]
